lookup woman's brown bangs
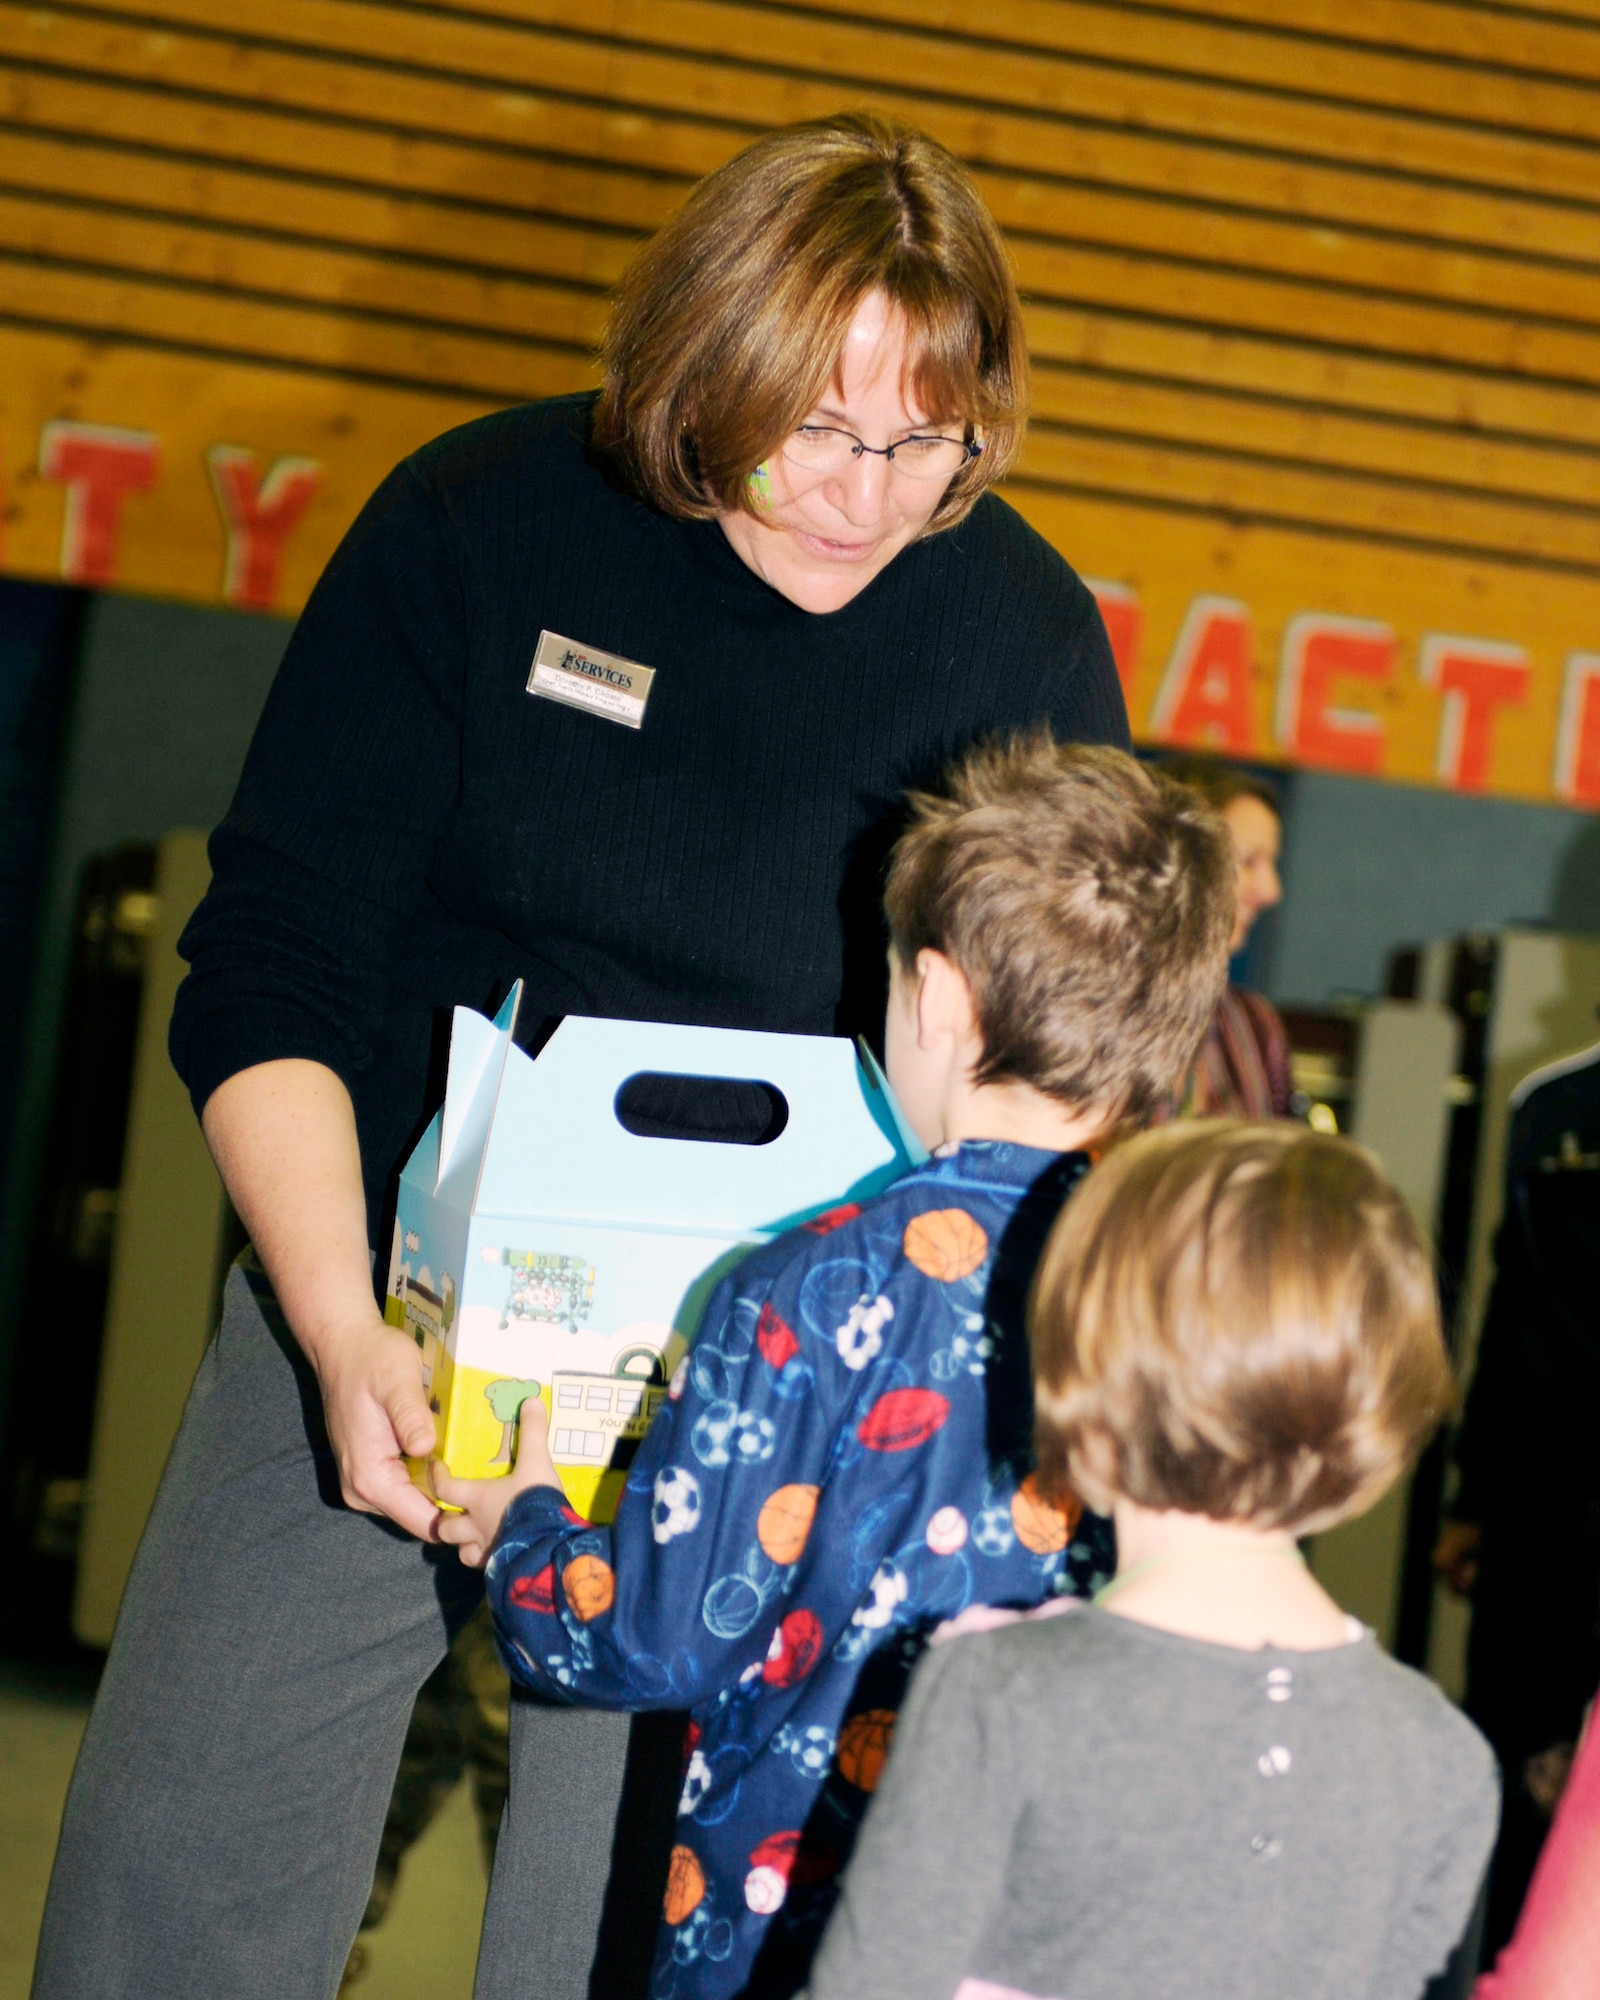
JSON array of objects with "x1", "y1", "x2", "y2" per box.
[
  {"x1": 884, "y1": 273, "x2": 1006, "y2": 429},
  {"x1": 903, "y1": 322, "x2": 984, "y2": 431},
  {"x1": 879, "y1": 265, "x2": 1026, "y2": 524}
]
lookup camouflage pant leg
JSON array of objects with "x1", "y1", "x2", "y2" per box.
[
  {"x1": 361, "y1": 1603, "x2": 510, "y2": 1926},
  {"x1": 457, "y1": 1601, "x2": 512, "y2": 1870}
]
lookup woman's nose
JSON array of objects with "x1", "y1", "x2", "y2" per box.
[
  {"x1": 830, "y1": 450, "x2": 893, "y2": 523},
  {"x1": 1255, "y1": 861, "x2": 1283, "y2": 910}
]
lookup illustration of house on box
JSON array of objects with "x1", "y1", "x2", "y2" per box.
[{"x1": 385, "y1": 984, "x2": 924, "y2": 1523}]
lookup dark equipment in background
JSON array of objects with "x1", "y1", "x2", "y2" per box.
[{"x1": 3, "y1": 847, "x2": 156, "y2": 1656}]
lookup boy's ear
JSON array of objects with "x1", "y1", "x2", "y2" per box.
[{"x1": 914, "y1": 949, "x2": 978, "y2": 1050}]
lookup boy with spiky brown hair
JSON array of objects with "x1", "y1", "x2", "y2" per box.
[{"x1": 435, "y1": 738, "x2": 1235, "y2": 2000}]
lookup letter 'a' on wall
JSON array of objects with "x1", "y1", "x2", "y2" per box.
[
  {"x1": 1277, "y1": 615, "x2": 1395, "y2": 776},
  {"x1": 1150, "y1": 597, "x2": 1256, "y2": 755}
]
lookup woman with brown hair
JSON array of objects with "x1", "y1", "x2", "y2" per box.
[
  {"x1": 32, "y1": 114, "x2": 1124, "y2": 2000},
  {"x1": 1159, "y1": 757, "x2": 1292, "y2": 1119}
]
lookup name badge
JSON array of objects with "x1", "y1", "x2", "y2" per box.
[{"x1": 527, "y1": 630, "x2": 655, "y2": 729}]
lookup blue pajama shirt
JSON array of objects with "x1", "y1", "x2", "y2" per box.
[{"x1": 485, "y1": 1139, "x2": 1113, "y2": 2000}]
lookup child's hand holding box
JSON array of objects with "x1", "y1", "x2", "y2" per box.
[{"x1": 434, "y1": 1402, "x2": 560, "y2": 1569}]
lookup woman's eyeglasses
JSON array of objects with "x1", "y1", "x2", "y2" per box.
[{"x1": 781, "y1": 426, "x2": 982, "y2": 482}]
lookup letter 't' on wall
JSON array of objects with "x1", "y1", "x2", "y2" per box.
[
  {"x1": 207, "y1": 448, "x2": 323, "y2": 611},
  {"x1": 1421, "y1": 635, "x2": 1532, "y2": 792},
  {"x1": 1276, "y1": 614, "x2": 1395, "y2": 774},
  {"x1": 39, "y1": 422, "x2": 161, "y2": 586},
  {"x1": 1555, "y1": 653, "x2": 1600, "y2": 809},
  {"x1": 1150, "y1": 596, "x2": 1256, "y2": 754}
]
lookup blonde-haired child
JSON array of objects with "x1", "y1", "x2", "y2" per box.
[{"x1": 807, "y1": 1121, "x2": 1498, "y2": 2000}]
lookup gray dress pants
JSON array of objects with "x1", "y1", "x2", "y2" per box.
[{"x1": 31, "y1": 1258, "x2": 680, "y2": 2000}]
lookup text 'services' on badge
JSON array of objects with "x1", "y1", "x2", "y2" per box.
[{"x1": 527, "y1": 630, "x2": 655, "y2": 729}]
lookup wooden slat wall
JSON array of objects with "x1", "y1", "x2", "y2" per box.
[{"x1": 3, "y1": 0, "x2": 1600, "y2": 802}]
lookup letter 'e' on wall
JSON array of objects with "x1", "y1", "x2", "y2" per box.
[
  {"x1": 1420, "y1": 636, "x2": 1532, "y2": 792},
  {"x1": 1555, "y1": 653, "x2": 1600, "y2": 809},
  {"x1": 1150, "y1": 596, "x2": 1255, "y2": 753},
  {"x1": 1276, "y1": 614, "x2": 1395, "y2": 775}
]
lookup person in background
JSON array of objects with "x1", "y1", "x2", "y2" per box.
[
  {"x1": 1434, "y1": 1036, "x2": 1600, "y2": 1964},
  {"x1": 806, "y1": 1121, "x2": 1497, "y2": 2000},
  {"x1": 1474, "y1": 1689, "x2": 1600, "y2": 1999},
  {"x1": 1160, "y1": 757, "x2": 1291, "y2": 1120},
  {"x1": 31, "y1": 112, "x2": 1128, "y2": 2000}
]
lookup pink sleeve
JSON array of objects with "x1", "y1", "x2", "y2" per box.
[
  {"x1": 932, "y1": 1599, "x2": 1082, "y2": 1646},
  {"x1": 1475, "y1": 1704, "x2": 1600, "y2": 2000}
]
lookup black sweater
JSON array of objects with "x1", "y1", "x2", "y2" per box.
[{"x1": 171, "y1": 395, "x2": 1127, "y2": 1241}]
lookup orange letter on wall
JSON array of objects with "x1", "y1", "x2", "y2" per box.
[
  {"x1": 1555, "y1": 652, "x2": 1600, "y2": 808},
  {"x1": 1085, "y1": 579, "x2": 1142, "y2": 708},
  {"x1": 1276, "y1": 614, "x2": 1395, "y2": 774},
  {"x1": 1421, "y1": 635, "x2": 1531, "y2": 792},
  {"x1": 208, "y1": 447, "x2": 323, "y2": 610},
  {"x1": 1150, "y1": 596, "x2": 1256, "y2": 753},
  {"x1": 39, "y1": 421, "x2": 160, "y2": 586}
]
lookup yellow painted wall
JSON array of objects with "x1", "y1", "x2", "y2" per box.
[{"x1": 3, "y1": 0, "x2": 1600, "y2": 802}]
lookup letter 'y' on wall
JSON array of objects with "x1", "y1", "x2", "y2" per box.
[
  {"x1": 1555, "y1": 653, "x2": 1600, "y2": 808},
  {"x1": 208, "y1": 448, "x2": 323, "y2": 610},
  {"x1": 1420, "y1": 635, "x2": 1531, "y2": 792},
  {"x1": 1150, "y1": 596, "x2": 1255, "y2": 753},
  {"x1": 1085, "y1": 579, "x2": 1142, "y2": 708},
  {"x1": 39, "y1": 421, "x2": 161, "y2": 586},
  {"x1": 1276, "y1": 614, "x2": 1395, "y2": 774}
]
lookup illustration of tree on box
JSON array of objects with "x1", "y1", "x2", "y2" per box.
[{"x1": 485, "y1": 1378, "x2": 543, "y2": 1465}]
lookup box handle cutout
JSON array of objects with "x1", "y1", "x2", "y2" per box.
[{"x1": 613, "y1": 1073, "x2": 789, "y2": 1146}]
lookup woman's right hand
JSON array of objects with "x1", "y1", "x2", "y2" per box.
[
  {"x1": 202, "y1": 1057, "x2": 440, "y2": 1540},
  {"x1": 309, "y1": 1312, "x2": 440, "y2": 1538}
]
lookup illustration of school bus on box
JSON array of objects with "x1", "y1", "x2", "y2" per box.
[
  {"x1": 388, "y1": 982, "x2": 923, "y2": 1524},
  {"x1": 495, "y1": 1248, "x2": 594, "y2": 1332}
]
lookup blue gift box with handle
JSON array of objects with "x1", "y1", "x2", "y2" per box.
[{"x1": 384, "y1": 982, "x2": 923, "y2": 1520}]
